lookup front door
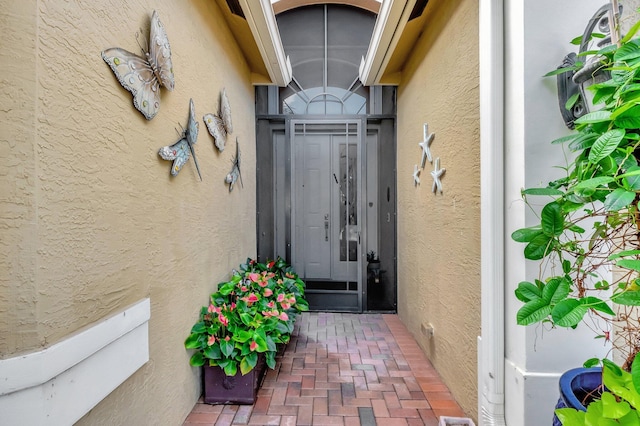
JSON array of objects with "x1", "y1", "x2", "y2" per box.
[{"x1": 291, "y1": 121, "x2": 362, "y2": 310}]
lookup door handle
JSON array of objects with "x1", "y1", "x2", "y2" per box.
[{"x1": 324, "y1": 214, "x2": 329, "y2": 241}]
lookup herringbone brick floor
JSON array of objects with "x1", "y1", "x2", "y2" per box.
[{"x1": 183, "y1": 312, "x2": 467, "y2": 425}]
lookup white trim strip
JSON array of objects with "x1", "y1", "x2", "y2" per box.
[
  {"x1": 479, "y1": 0, "x2": 506, "y2": 424},
  {"x1": 359, "y1": 0, "x2": 416, "y2": 86},
  {"x1": 0, "y1": 299, "x2": 150, "y2": 425},
  {"x1": 239, "y1": 0, "x2": 292, "y2": 86}
]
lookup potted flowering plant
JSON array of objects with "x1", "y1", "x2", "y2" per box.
[{"x1": 185, "y1": 257, "x2": 308, "y2": 404}]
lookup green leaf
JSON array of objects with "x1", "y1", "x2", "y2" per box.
[
  {"x1": 581, "y1": 296, "x2": 615, "y2": 316},
  {"x1": 614, "y1": 108, "x2": 640, "y2": 129},
  {"x1": 617, "y1": 259, "x2": 640, "y2": 272},
  {"x1": 616, "y1": 39, "x2": 640, "y2": 60},
  {"x1": 218, "y1": 282, "x2": 235, "y2": 295},
  {"x1": 601, "y1": 391, "x2": 631, "y2": 419},
  {"x1": 543, "y1": 277, "x2": 571, "y2": 304},
  {"x1": 265, "y1": 351, "x2": 276, "y2": 369},
  {"x1": 610, "y1": 250, "x2": 640, "y2": 260},
  {"x1": 541, "y1": 203, "x2": 564, "y2": 236},
  {"x1": 632, "y1": 354, "x2": 640, "y2": 397},
  {"x1": 544, "y1": 66, "x2": 576, "y2": 77},
  {"x1": 605, "y1": 188, "x2": 637, "y2": 211},
  {"x1": 515, "y1": 281, "x2": 542, "y2": 302},
  {"x1": 555, "y1": 407, "x2": 586, "y2": 424},
  {"x1": 517, "y1": 298, "x2": 551, "y2": 325},
  {"x1": 203, "y1": 345, "x2": 221, "y2": 360},
  {"x1": 551, "y1": 133, "x2": 582, "y2": 145},
  {"x1": 623, "y1": 167, "x2": 640, "y2": 190},
  {"x1": 552, "y1": 299, "x2": 588, "y2": 327},
  {"x1": 523, "y1": 233, "x2": 554, "y2": 260},
  {"x1": 565, "y1": 92, "x2": 580, "y2": 111},
  {"x1": 588, "y1": 129, "x2": 625, "y2": 164},
  {"x1": 240, "y1": 352, "x2": 258, "y2": 375},
  {"x1": 189, "y1": 352, "x2": 205, "y2": 367},
  {"x1": 232, "y1": 329, "x2": 253, "y2": 343},
  {"x1": 223, "y1": 361, "x2": 238, "y2": 376},
  {"x1": 185, "y1": 333, "x2": 204, "y2": 349},
  {"x1": 572, "y1": 176, "x2": 615, "y2": 191},
  {"x1": 220, "y1": 339, "x2": 234, "y2": 357},
  {"x1": 574, "y1": 110, "x2": 612, "y2": 124},
  {"x1": 521, "y1": 187, "x2": 564, "y2": 196},
  {"x1": 584, "y1": 358, "x2": 601, "y2": 368},
  {"x1": 612, "y1": 291, "x2": 640, "y2": 306},
  {"x1": 622, "y1": 22, "x2": 640, "y2": 44},
  {"x1": 511, "y1": 228, "x2": 542, "y2": 243}
]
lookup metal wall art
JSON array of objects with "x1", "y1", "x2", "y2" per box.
[
  {"x1": 225, "y1": 138, "x2": 243, "y2": 191},
  {"x1": 158, "y1": 98, "x2": 202, "y2": 180},
  {"x1": 101, "y1": 10, "x2": 174, "y2": 120},
  {"x1": 418, "y1": 123, "x2": 434, "y2": 168},
  {"x1": 415, "y1": 122, "x2": 445, "y2": 194},
  {"x1": 413, "y1": 165, "x2": 421, "y2": 186},
  {"x1": 430, "y1": 157, "x2": 445, "y2": 194},
  {"x1": 203, "y1": 88, "x2": 233, "y2": 152}
]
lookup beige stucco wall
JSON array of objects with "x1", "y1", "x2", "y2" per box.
[
  {"x1": 0, "y1": 0, "x2": 256, "y2": 424},
  {"x1": 396, "y1": 0, "x2": 480, "y2": 419}
]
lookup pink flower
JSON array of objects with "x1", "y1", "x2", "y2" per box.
[
  {"x1": 288, "y1": 296, "x2": 296, "y2": 304},
  {"x1": 277, "y1": 293, "x2": 285, "y2": 303},
  {"x1": 264, "y1": 288, "x2": 273, "y2": 297},
  {"x1": 281, "y1": 302, "x2": 291, "y2": 310},
  {"x1": 279, "y1": 312, "x2": 289, "y2": 321},
  {"x1": 208, "y1": 304, "x2": 215, "y2": 313},
  {"x1": 249, "y1": 273, "x2": 260, "y2": 282},
  {"x1": 250, "y1": 341, "x2": 258, "y2": 351},
  {"x1": 230, "y1": 302, "x2": 236, "y2": 310},
  {"x1": 267, "y1": 301, "x2": 275, "y2": 308},
  {"x1": 241, "y1": 286, "x2": 248, "y2": 292},
  {"x1": 242, "y1": 293, "x2": 259, "y2": 305},
  {"x1": 224, "y1": 336, "x2": 231, "y2": 341},
  {"x1": 218, "y1": 314, "x2": 229, "y2": 327},
  {"x1": 207, "y1": 335, "x2": 216, "y2": 346},
  {"x1": 285, "y1": 272, "x2": 295, "y2": 279},
  {"x1": 258, "y1": 279, "x2": 268, "y2": 288},
  {"x1": 265, "y1": 272, "x2": 276, "y2": 280}
]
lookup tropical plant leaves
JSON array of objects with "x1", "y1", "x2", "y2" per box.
[
  {"x1": 604, "y1": 188, "x2": 637, "y2": 211},
  {"x1": 588, "y1": 129, "x2": 625, "y2": 164}
]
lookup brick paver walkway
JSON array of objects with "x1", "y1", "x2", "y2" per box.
[{"x1": 183, "y1": 312, "x2": 467, "y2": 425}]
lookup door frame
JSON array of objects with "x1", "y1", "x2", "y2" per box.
[{"x1": 290, "y1": 118, "x2": 366, "y2": 312}]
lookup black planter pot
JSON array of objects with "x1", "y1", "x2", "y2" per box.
[
  {"x1": 552, "y1": 367, "x2": 602, "y2": 425},
  {"x1": 203, "y1": 356, "x2": 267, "y2": 405}
]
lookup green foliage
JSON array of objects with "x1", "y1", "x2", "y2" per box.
[
  {"x1": 556, "y1": 358, "x2": 640, "y2": 425},
  {"x1": 184, "y1": 257, "x2": 308, "y2": 376},
  {"x1": 515, "y1": 18, "x2": 640, "y2": 423}
]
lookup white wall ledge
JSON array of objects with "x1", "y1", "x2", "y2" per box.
[{"x1": 0, "y1": 298, "x2": 150, "y2": 425}]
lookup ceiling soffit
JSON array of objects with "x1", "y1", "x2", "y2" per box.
[
  {"x1": 359, "y1": 0, "x2": 431, "y2": 86},
  {"x1": 215, "y1": 0, "x2": 292, "y2": 86}
]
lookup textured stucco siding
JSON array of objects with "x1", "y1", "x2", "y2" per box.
[
  {"x1": 0, "y1": 0, "x2": 256, "y2": 424},
  {"x1": 396, "y1": 0, "x2": 480, "y2": 419}
]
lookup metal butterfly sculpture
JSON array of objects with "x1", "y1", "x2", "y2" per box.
[
  {"x1": 225, "y1": 139, "x2": 243, "y2": 191},
  {"x1": 203, "y1": 88, "x2": 233, "y2": 152},
  {"x1": 101, "y1": 10, "x2": 174, "y2": 120},
  {"x1": 158, "y1": 99, "x2": 202, "y2": 180}
]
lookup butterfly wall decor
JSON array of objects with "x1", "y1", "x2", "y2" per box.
[
  {"x1": 158, "y1": 98, "x2": 202, "y2": 180},
  {"x1": 203, "y1": 88, "x2": 233, "y2": 152},
  {"x1": 225, "y1": 138, "x2": 243, "y2": 192},
  {"x1": 101, "y1": 10, "x2": 174, "y2": 120}
]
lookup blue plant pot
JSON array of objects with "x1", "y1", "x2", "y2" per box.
[{"x1": 552, "y1": 367, "x2": 602, "y2": 425}]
